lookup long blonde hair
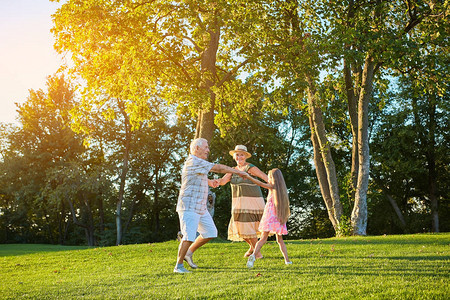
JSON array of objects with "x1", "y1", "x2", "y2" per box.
[{"x1": 269, "y1": 168, "x2": 290, "y2": 224}]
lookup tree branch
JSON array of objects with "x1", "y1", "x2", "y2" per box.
[
  {"x1": 374, "y1": 62, "x2": 382, "y2": 74},
  {"x1": 152, "y1": 5, "x2": 179, "y2": 33},
  {"x1": 403, "y1": 1, "x2": 435, "y2": 34},
  {"x1": 131, "y1": 1, "x2": 155, "y2": 11},
  {"x1": 403, "y1": 15, "x2": 424, "y2": 34},
  {"x1": 67, "y1": 199, "x2": 88, "y2": 229},
  {"x1": 216, "y1": 58, "x2": 252, "y2": 87},
  {"x1": 156, "y1": 44, "x2": 195, "y2": 82},
  {"x1": 406, "y1": 0, "x2": 416, "y2": 20},
  {"x1": 181, "y1": 35, "x2": 203, "y2": 53},
  {"x1": 195, "y1": 11, "x2": 206, "y2": 31}
]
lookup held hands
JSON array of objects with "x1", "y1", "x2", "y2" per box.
[
  {"x1": 209, "y1": 171, "x2": 249, "y2": 188},
  {"x1": 208, "y1": 179, "x2": 220, "y2": 188}
]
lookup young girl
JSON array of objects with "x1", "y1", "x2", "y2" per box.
[{"x1": 245, "y1": 168, "x2": 292, "y2": 268}]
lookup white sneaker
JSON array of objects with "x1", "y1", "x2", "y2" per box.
[
  {"x1": 247, "y1": 254, "x2": 256, "y2": 268},
  {"x1": 285, "y1": 261, "x2": 293, "y2": 265},
  {"x1": 173, "y1": 265, "x2": 191, "y2": 273},
  {"x1": 184, "y1": 255, "x2": 198, "y2": 269}
]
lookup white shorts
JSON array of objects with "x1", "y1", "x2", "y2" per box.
[{"x1": 178, "y1": 210, "x2": 217, "y2": 242}]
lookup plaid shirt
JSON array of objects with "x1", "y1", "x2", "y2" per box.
[{"x1": 176, "y1": 154, "x2": 215, "y2": 214}]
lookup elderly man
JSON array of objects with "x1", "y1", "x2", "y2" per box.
[{"x1": 174, "y1": 138, "x2": 247, "y2": 273}]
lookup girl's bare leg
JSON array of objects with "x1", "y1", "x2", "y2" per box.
[
  {"x1": 276, "y1": 234, "x2": 290, "y2": 263},
  {"x1": 252, "y1": 232, "x2": 269, "y2": 259}
]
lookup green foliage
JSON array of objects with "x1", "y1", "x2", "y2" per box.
[
  {"x1": 336, "y1": 215, "x2": 352, "y2": 237},
  {"x1": 0, "y1": 73, "x2": 194, "y2": 246},
  {"x1": 209, "y1": 81, "x2": 333, "y2": 240},
  {"x1": 1, "y1": 234, "x2": 449, "y2": 299},
  {"x1": 2, "y1": 0, "x2": 446, "y2": 245},
  {"x1": 0, "y1": 75, "x2": 84, "y2": 244},
  {"x1": 291, "y1": 207, "x2": 335, "y2": 239},
  {"x1": 124, "y1": 118, "x2": 193, "y2": 243},
  {"x1": 370, "y1": 62, "x2": 450, "y2": 234},
  {"x1": 254, "y1": 0, "x2": 447, "y2": 236},
  {"x1": 51, "y1": 0, "x2": 266, "y2": 128}
]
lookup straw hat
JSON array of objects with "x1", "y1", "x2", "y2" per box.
[{"x1": 229, "y1": 145, "x2": 251, "y2": 158}]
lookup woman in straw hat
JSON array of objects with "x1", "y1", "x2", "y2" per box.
[{"x1": 217, "y1": 145, "x2": 268, "y2": 258}]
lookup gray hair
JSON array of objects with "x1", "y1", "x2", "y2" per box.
[{"x1": 190, "y1": 138, "x2": 207, "y2": 154}]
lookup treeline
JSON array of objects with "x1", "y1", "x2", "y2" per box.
[
  {"x1": 0, "y1": 72, "x2": 447, "y2": 246},
  {"x1": 0, "y1": 0, "x2": 449, "y2": 245}
]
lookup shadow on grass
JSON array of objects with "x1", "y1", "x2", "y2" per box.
[
  {"x1": 287, "y1": 253, "x2": 449, "y2": 262},
  {"x1": 0, "y1": 244, "x2": 91, "y2": 257},
  {"x1": 197, "y1": 257, "x2": 449, "y2": 277},
  {"x1": 286, "y1": 233, "x2": 449, "y2": 246},
  {"x1": 163, "y1": 261, "x2": 448, "y2": 279},
  {"x1": 307, "y1": 264, "x2": 449, "y2": 277},
  {"x1": 380, "y1": 255, "x2": 450, "y2": 261}
]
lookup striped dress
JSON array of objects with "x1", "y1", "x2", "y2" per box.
[{"x1": 227, "y1": 164, "x2": 266, "y2": 241}]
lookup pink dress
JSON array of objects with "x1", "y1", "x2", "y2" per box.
[{"x1": 258, "y1": 194, "x2": 288, "y2": 235}]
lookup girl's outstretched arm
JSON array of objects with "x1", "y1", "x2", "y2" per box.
[
  {"x1": 248, "y1": 166, "x2": 268, "y2": 182},
  {"x1": 244, "y1": 173, "x2": 273, "y2": 190}
]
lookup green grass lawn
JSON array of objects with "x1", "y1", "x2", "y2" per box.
[{"x1": 1, "y1": 233, "x2": 448, "y2": 299}]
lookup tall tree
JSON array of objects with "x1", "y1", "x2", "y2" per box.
[
  {"x1": 370, "y1": 56, "x2": 449, "y2": 234},
  {"x1": 51, "y1": 0, "x2": 446, "y2": 237},
  {"x1": 44, "y1": 160, "x2": 113, "y2": 246},
  {"x1": 50, "y1": 0, "x2": 268, "y2": 243},
  {"x1": 395, "y1": 5, "x2": 449, "y2": 232},
  {"x1": 244, "y1": 0, "x2": 445, "y2": 235},
  {"x1": 0, "y1": 74, "x2": 84, "y2": 243},
  {"x1": 331, "y1": 0, "x2": 445, "y2": 235},
  {"x1": 51, "y1": 0, "x2": 261, "y2": 141},
  {"x1": 71, "y1": 94, "x2": 146, "y2": 245},
  {"x1": 126, "y1": 117, "x2": 192, "y2": 242}
]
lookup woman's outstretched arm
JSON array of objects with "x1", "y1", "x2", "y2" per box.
[
  {"x1": 244, "y1": 173, "x2": 273, "y2": 190},
  {"x1": 216, "y1": 172, "x2": 232, "y2": 186}
]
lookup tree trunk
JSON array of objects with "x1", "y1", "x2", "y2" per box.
[
  {"x1": 429, "y1": 175, "x2": 439, "y2": 233},
  {"x1": 116, "y1": 155, "x2": 128, "y2": 245},
  {"x1": 427, "y1": 96, "x2": 439, "y2": 232},
  {"x1": 305, "y1": 75, "x2": 343, "y2": 233},
  {"x1": 153, "y1": 171, "x2": 161, "y2": 234},
  {"x1": 308, "y1": 114, "x2": 338, "y2": 231},
  {"x1": 58, "y1": 201, "x2": 66, "y2": 245},
  {"x1": 84, "y1": 227, "x2": 95, "y2": 247},
  {"x1": 412, "y1": 95, "x2": 439, "y2": 232},
  {"x1": 195, "y1": 106, "x2": 216, "y2": 141},
  {"x1": 343, "y1": 1, "x2": 360, "y2": 200},
  {"x1": 385, "y1": 193, "x2": 407, "y2": 232},
  {"x1": 344, "y1": 61, "x2": 360, "y2": 199},
  {"x1": 82, "y1": 193, "x2": 96, "y2": 246},
  {"x1": 116, "y1": 103, "x2": 131, "y2": 245},
  {"x1": 123, "y1": 189, "x2": 142, "y2": 237},
  {"x1": 351, "y1": 55, "x2": 375, "y2": 236},
  {"x1": 195, "y1": 17, "x2": 220, "y2": 141},
  {"x1": 64, "y1": 217, "x2": 70, "y2": 244},
  {"x1": 66, "y1": 198, "x2": 95, "y2": 246},
  {"x1": 98, "y1": 195, "x2": 104, "y2": 234}
]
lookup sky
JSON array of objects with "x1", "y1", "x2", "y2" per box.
[{"x1": 0, "y1": 0, "x2": 65, "y2": 124}]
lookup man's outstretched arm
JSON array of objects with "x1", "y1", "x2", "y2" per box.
[{"x1": 211, "y1": 164, "x2": 246, "y2": 177}]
